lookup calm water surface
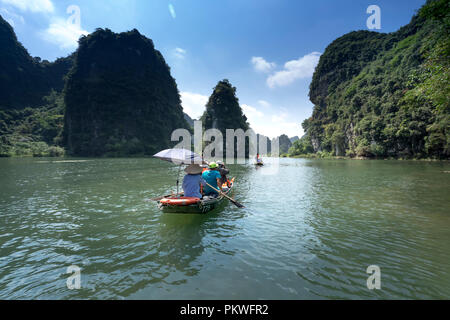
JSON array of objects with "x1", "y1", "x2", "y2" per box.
[{"x1": 0, "y1": 157, "x2": 449, "y2": 299}]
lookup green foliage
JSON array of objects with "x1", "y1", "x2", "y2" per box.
[
  {"x1": 48, "y1": 146, "x2": 65, "y2": 157},
  {"x1": 419, "y1": 0, "x2": 450, "y2": 27},
  {"x1": 288, "y1": 135, "x2": 314, "y2": 156},
  {"x1": 305, "y1": 0, "x2": 449, "y2": 159},
  {"x1": 316, "y1": 150, "x2": 334, "y2": 158},
  {"x1": 63, "y1": 28, "x2": 189, "y2": 156},
  {"x1": 309, "y1": 30, "x2": 391, "y2": 106},
  {"x1": 0, "y1": 91, "x2": 66, "y2": 157},
  {"x1": 278, "y1": 134, "x2": 292, "y2": 154}
]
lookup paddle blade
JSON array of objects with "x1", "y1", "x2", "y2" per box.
[{"x1": 230, "y1": 199, "x2": 245, "y2": 208}]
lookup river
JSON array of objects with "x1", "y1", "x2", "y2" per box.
[{"x1": 0, "y1": 157, "x2": 449, "y2": 299}]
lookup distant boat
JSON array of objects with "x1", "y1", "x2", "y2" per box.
[{"x1": 254, "y1": 157, "x2": 264, "y2": 166}]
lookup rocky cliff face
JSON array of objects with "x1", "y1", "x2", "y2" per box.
[
  {"x1": 278, "y1": 134, "x2": 292, "y2": 154},
  {"x1": 304, "y1": 0, "x2": 449, "y2": 158},
  {"x1": 0, "y1": 15, "x2": 73, "y2": 109},
  {"x1": 63, "y1": 28, "x2": 188, "y2": 156},
  {"x1": 202, "y1": 79, "x2": 249, "y2": 133},
  {"x1": 201, "y1": 79, "x2": 251, "y2": 157}
]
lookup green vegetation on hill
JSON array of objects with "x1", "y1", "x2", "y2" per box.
[
  {"x1": 201, "y1": 79, "x2": 250, "y2": 156},
  {"x1": 0, "y1": 18, "x2": 191, "y2": 157},
  {"x1": 289, "y1": 135, "x2": 314, "y2": 156},
  {"x1": 295, "y1": 0, "x2": 449, "y2": 159},
  {"x1": 63, "y1": 28, "x2": 189, "y2": 156},
  {"x1": 0, "y1": 91, "x2": 65, "y2": 157},
  {"x1": 2, "y1": 1, "x2": 448, "y2": 160},
  {"x1": 278, "y1": 134, "x2": 292, "y2": 155},
  {"x1": 0, "y1": 14, "x2": 70, "y2": 157},
  {"x1": 202, "y1": 79, "x2": 250, "y2": 132}
]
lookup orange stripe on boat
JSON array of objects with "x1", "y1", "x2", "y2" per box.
[{"x1": 160, "y1": 197, "x2": 200, "y2": 205}]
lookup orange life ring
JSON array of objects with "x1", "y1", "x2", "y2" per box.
[{"x1": 160, "y1": 197, "x2": 200, "y2": 205}]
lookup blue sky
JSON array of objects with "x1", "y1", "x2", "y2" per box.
[{"x1": 1, "y1": 0, "x2": 426, "y2": 138}]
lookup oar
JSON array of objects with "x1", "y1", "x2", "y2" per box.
[{"x1": 203, "y1": 181, "x2": 245, "y2": 208}]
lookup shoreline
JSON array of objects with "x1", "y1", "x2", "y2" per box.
[
  {"x1": 2, "y1": 154, "x2": 449, "y2": 162},
  {"x1": 283, "y1": 154, "x2": 450, "y2": 162}
]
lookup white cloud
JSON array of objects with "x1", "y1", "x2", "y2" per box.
[
  {"x1": 180, "y1": 92, "x2": 208, "y2": 119},
  {"x1": 251, "y1": 56, "x2": 276, "y2": 73},
  {"x1": 0, "y1": 8, "x2": 25, "y2": 27},
  {"x1": 173, "y1": 47, "x2": 186, "y2": 59},
  {"x1": 263, "y1": 113, "x2": 302, "y2": 138},
  {"x1": 242, "y1": 104, "x2": 264, "y2": 119},
  {"x1": 252, "y1": 117, "x2": 302, "y2": 139},
  {"x1": 1, "y1": 0, "x2": 54, "y2": 13},
  {"x1": 41, "y1": 17, "x2": 89, "y2": 49},
  {"x1": 258, "y1": 100, "x2": 271, "y2": 108},
  {"x1": 242, "y1": 104, "x2": 302, "y2": 139},
  {"x1": 267, "y1": 52, "x2": 321, "y2": 88},
  {"x1": 271, "y1": 112, "x2": 288, "y2": 123}
]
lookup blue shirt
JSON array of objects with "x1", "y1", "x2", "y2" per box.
[
  {"x1": 182, "y1": 174, "x2": 203, "y2": 198},
  {"x1": 202, "y1": 170, "x2": 221, "y2": 194}
]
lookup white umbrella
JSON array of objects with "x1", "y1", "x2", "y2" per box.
[
  {"x1": 153, "y1": 148, "x2": 205, "y2": 194},
  {"x1": 153, "y1": 148, "x2": 205, "y2": 165}
]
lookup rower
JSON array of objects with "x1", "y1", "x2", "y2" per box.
[
  {"x1": 216, "y1": 160, "x2": 230, "y2": 187},
  {"x1": 202, "y1": 162, "x2": 222, "y2": 197}
]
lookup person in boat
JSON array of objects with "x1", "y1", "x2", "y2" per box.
[
  {"x1": 202, "y1": 162, "x2": 223, "y2": 197},
  {"x1": 256, "y1": 153, "x2": 262, "y2": 163},
  {"x1": 182, "y1": 164, "x2": 204, "y2": 199},
  {"x1": 216, "y1": 160, "x2": 230, "y2": 187}
]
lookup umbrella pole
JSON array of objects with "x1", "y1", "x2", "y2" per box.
[{"x1": 176, "y1": 164, "x2": 182, "y2": 195}]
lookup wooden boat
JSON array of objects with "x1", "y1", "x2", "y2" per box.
[
  {"x1": 158, "y1": 178, "x2": 235, "y2": 214},
  {"x1": 254, "y1": 161, "x2": 264, "y2": 166}
]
